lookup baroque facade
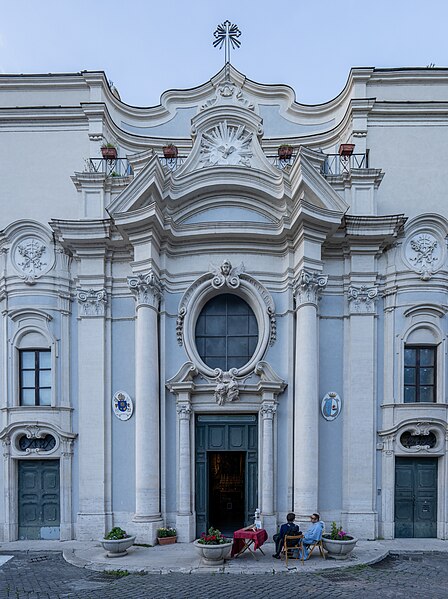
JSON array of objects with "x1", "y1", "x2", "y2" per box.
[{"x1": 0, "y1": 64, "x2": 448, "y2": 543}]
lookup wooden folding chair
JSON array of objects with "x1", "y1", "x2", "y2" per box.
[
  {"x1": 302, "y1": 527, "x2": 326, "y2": 561},
  {"x1": 283, "y1": 534, "x2": 303, "y2": 566}
]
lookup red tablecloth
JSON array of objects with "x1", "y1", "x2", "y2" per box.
[{"x1": 231, "y1": 528, "x2": 268, "y2": 557}]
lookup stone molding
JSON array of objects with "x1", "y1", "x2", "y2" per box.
[
  {"x1": 347, "y1": 284, "x2": 379, "y2": 313},
  {"x1": 76, "y1": 288, "x2": 107, "y2": 317},
  {"x1": 260, "y1": 402, "x2": 277, "y2": 419},
  {"x1": 379, "y1": 419, "x2": 446, "y2": 456},
  {"x1": 127, "y1": 270, "x2": 162, "y2": 309},
  {"x1": 176, "y1": 260, "x2": 276, "y2": 378},
  {"x1": 293, "y1": 269, "x2": 328, "y2": 307}
]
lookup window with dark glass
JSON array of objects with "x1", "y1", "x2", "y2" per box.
[
  {"x1": 195, "y1": 294, "x2": 258, "y2": 370},
  {"x1": 404, "y1": 346, "x2": 436, "y2": 403},
  {"x1": 19, "y1": 349, "x2": 51, "y2": 406}
]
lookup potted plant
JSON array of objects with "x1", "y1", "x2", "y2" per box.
[
  {"x1": 278, "y1": 144, "x2": 294, "y2": 160},
  {"x1": 193, "y1": 527, "x2": 233, "y2": 565},
  {"x1": 338, "y1": 143, "x2": 355, "y2": 157},
  {"x1": 162, "y1": 143, "x2": 178, "y2": 159},
  {"x1": 100, "y1": 527, "x2": 136, "y2": 558},
  {"x1": 157, "y1": 527, "x2": 177, "y2": 545},
  {"x1": 322, "y1": 521, "x2": 358, "y2": 560},
  {"x1": 101, "y1": 142, "x2": 118, "y2": 160}
]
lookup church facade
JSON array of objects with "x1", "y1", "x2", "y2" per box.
[{"x1": 0, "y1": 64, "x2": 447, "y2": 543}]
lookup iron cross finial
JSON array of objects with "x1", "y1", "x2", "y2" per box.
[{"x1": 213, "y1": 20, "x2": 241, "y2": 65}]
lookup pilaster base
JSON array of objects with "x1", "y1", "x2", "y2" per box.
[
  {"x1": 261, "y1": 514, "x2": 277, "y2": 539},
  {"x1": 341, "y1": 511, "x2": 377, "y2": 540},
  {"x1": 176, "y1": 513, "x2": 196, "y2": 543},
  {"x1": 60, "y1": 522, "x2": 74, "y2": 541},
  {"x1": 379, "y1": 520, "x2": 394, "y2": 540},
  {"x1": 77, "y1": 512, "x2": 111, "y2": 540},
  {"x1": 130, "y1": 516, "x2": 163, "y2": 545}
]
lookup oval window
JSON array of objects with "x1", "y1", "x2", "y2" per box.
[{"x1": 195, "y1": 294, "x2": 258, "y2": 371}]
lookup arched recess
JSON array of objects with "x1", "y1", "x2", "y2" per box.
[{"x1": 0, "y1": 421, "x2": 76, "y2": 541}]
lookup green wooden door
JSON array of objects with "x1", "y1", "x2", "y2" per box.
[
  {"x1": 395, "y1": 457, "x2": 437, "y2": 538},
  {"x1": 195, "y1": 414, "x2": 258, "y2": 537},
  {"x1": 18, "y1": 460, "x2": 60, "y2": 540}
]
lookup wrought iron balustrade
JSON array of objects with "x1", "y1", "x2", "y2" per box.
[
  {"x1": 89, "y1": 158, "x2": 133, "y2": 178},
  {"x1": 158, "y1": 155, "x2": 187, "y2": 172},
  {"x1": 266, "y1": 153, "x2": 298, "y2": 170},
  {"x1": 322, "y1": 153, "x2": 368, "y2": 176}
]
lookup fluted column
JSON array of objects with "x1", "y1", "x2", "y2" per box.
[
  {"x1": 293, "y1": 270, "x2": 327, "y2": 516},
  {"x1": 128, "y1": 271, "x2": 163, "y2": 540}
]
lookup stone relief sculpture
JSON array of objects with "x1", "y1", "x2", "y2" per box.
[
  {"x1": 12, "y1": 237, "x2": 50, "y2": 284},
  {"x1": 211, "y1": 259, "x2": 244, "y2": 289},
  {"x1": 214, "y1": 371, "x2": 239, "y2": 406},
  {"x1": 407, "y1": 233, "x2": 440, "y2": 280},
  {"x1": 200, "y1": 121, "x2": 253, "y2": 167},
  {"x1": 77, "y1": 288, "x2": 107, "y2": 317},
  {"x1": 347, "y1": 285, "x2": 379, "y2": 313}
]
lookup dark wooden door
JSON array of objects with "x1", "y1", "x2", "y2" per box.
[
  {"x1": 395, "y1": 457, "x2": 437, "y2": 538},
  {"x1": 195, "y1": 414, "x2": 258, "y2": 537},
  {"x1": 18, "y1": 460, "x2": 60, "y2": 540}
]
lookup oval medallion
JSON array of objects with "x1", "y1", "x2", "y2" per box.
[
  {"x1": 321, "y1": 392, "x2": 342, "y2": 421},
  {"x1": 112, "y1": 391, "x2": 133, "y2": 421}
]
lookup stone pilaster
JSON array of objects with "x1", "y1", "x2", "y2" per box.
[
  {"x1": 76, "y1": 287, "x2": 110, "y2": 539},
  {"x1": 293, "y1": 270, "x2": 327, "y2": 516},
  {"x1": 342, "y1": 282, "x2": 379, "y2": 538},
  {"x1": 260, "y1": 401, "x2": 277, "y2": 538},
  {"x1": 176, "y1": 402, "x2": 195, "y2": 542},
  {"x1": 128, "y1": 270, "x2": 163, "y2": 543}
]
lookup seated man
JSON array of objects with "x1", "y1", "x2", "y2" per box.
[
  {"x1": 272, "y1": 512, "x2": 301, "y2": 559},
  {"x1": 298, "y1": 513, "x2": 324, "y2": 559}
]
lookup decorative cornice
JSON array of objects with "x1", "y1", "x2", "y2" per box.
[
  {"x1": 76, "y1": 288, "x2": 107, "y2": 317},
  {"x1": 293, "y1": 269, "x2": 328, "y2": 306},
  {"x1": 347, "y1": 285, "x2": 378, "y2": 314},
  {"x1": 127, "y1": 270, "x2": 162, "y2": 309}
]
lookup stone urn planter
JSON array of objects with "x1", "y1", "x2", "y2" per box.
[
  {"x1": 193, "y1": 539, "x2": 233, "y2": 566},
  {"x1": 100, "y1": 535, "x2": 136, "y2": 557},
  {"x1": 322, "y1": 535, "x2": 358, "y2": 560}
]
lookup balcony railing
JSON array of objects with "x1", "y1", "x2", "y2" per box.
[
  {"x1": 266, "y1": 153, "x2": 298, "y2": 170},
  {"x1": 89, "y1": 158, "x2": 133, "y2": 178},
  {"x1": 158, "y1": 156, "x2": 187, "y2": 172},
  {"x1": 322, "y1": 154, "x2": 368, "y2": 176}
]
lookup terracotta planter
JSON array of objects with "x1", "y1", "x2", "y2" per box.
[
  {"x1": 338, "y1": 143, "x2": 355, "y2": 157},
  {"x1": 278, "y1": 145, "x2": 293, "y2": 160},
  {"x1": 157, "y1": 535, "x2": 177, "y2": 545},
  {"x1": 100, "y1": 535, "x2": 136, "y2": 558},
  {"x1": 193, "y1": 539, "x2": 233, "y2": 566},
  {"x1": 163, "y1": 145, "x2": 178, "y2": 159},
  {"x1": 322, "y1": 535, "x2": 358, "y2": 560},
  {"x1": 101, "y1": 147, "x2": 118, "y2": 160}
]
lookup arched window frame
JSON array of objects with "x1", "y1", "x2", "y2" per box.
[
  {"x1": 399, "y1": 306, "x2": 446, "y2": 404},
  {"x1": 9, "y1": 309, "x2": 57, "y2": 408}
]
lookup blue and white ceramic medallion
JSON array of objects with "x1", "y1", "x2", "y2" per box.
[
  {"x1": 112, "y1": 391, "x2": 133, "y2": 421},
  {"x1": 321, "y1": 392, "x2": 341, "y2": 421}
]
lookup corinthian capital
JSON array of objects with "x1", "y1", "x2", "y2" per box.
[
  {"x1": 127, "y1": 270, "x2": 162, "y2": 308},
  {"x1": 293, "y1": 269, "x2": 328, "y2": 307}
]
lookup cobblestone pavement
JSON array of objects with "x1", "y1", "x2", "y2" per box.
[{"x1": 1, "y1": 551, "x2": 447, "y2": 599}]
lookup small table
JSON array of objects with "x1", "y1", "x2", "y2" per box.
[{"x1": 231, "y1": 526, "x2": 268, "y2": 559}]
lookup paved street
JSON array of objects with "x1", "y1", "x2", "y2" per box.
[{"x1": 0, "y1": 551, "x2": 447, "y2": 599}]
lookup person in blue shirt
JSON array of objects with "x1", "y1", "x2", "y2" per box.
[
  {"x1": 272, "y1": 512, "x2": 301, "y2": 558},
  {"x1": 298, "y1": 513, "x2": 325, "y2": 559}
]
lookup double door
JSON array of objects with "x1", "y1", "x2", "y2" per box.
[{"x1": 395, "y1": 457, "x2": 437, "y2": 538}]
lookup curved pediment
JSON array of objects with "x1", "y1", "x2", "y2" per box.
[{"x1": 180, "y1": 205, "x2": 275, "y2": 225}]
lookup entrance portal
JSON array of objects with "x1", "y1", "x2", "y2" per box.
[
  {"x1": 208, "y1": 451, "x2": 245, "y2": 535},
  {"x1": 395, "y1": 457, "x2": 438, "y2": 538},
  {"x1": 195, "y1": 414, "x2": 258, "y2": 537}
]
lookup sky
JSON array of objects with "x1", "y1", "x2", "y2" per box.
[{"x1": 0, "y1": 0, "x2": 447, "y2": 107}]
